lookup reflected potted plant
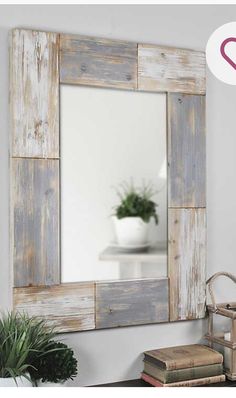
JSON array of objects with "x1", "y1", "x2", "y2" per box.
[{"x1": 112, "y1": 181, "x2": 158, "y2": 247}]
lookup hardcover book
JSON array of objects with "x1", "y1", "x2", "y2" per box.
[
  {"x1": 143, "y1": 361, "x2": 223, "y2": 383},
  {"x1": 141, "y1": 372, "x2": 226, "y2": 387},
  {"x1": 144, "y1": 344, "x2": 223, "y2": 370}
]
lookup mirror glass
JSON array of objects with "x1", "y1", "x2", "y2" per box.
[{"x1": 61, "y1": 85, "x2": 167, "y2": 282}]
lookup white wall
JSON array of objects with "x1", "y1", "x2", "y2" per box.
[{"x1": 1, "y1": 4, "x2": 236, "y2": 386}]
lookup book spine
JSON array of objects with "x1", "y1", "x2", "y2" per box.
[
  {"x1": 143, "y1": 360, "x2": 223, "y2": 383},
  {"x1": 141, "y1": 373, "x2": 226, "y2": 387},
  {"x1": 167, "y1": 364, "x2": 222, "y2": 383},
  {"x1": 166, "y1": 358, "x2": 223, "y2": 370},
  {"x1": 144, "y1": 354, "x2": 223, "y2": 371},
  {"x1": 166, "y1": 358, "x2": 223, "y2": 371},
  {"x1": 166, "y1": 374, "x2": 226, "y2": 387}
]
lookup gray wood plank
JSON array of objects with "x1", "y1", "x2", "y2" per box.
[
  {"x1": 168, "y1": 208, "x2": 206, "y2": 321},
  {"x1": 60, "y1": 34, "x2": 137, "y2": 89},
  {"x1": 168, "y1": 93, "x2": 206, "y2": 207},
  {"x1": 10, "y1": 29, "x2": 59, "y2": 158},
  {"x1": 138, "y1": 44, "x2": 205, "y2": 94},
  {"x1": 12, "y1": 158, "x2": 60, "y2": 287},
  {"x1": 13, "y1": 282, "x2": 95, "y2": 333},
  {"x1": 96, "y1": 278, "x2": 169, "y2": 329}
]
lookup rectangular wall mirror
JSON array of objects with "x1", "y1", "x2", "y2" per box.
[
  {"x1": 61, "y1": 85, "x2": 167, "y2": 282},
  {"x1": 11, "y1": 29, "x2": 206, "y2": 332}
]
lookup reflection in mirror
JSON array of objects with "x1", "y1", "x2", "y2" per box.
[{"x1": 61, "y1": 85, "x2": 167, "y2": 282}]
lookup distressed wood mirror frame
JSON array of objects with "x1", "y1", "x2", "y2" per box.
[{"x1": 10, "y1": 29, "x2": 206, "y2": 333}]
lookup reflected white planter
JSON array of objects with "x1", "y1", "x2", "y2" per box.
[
  {"x1": 0, "y1": 374, "x2": 32, "y2": 387},
  {"x1": 112, "y1": 216, "x2": 150, "y2": 245}
]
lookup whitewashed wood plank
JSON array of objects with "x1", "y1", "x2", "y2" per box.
[
  {"x1": 13, "y1": 282, "x2": 95, "y2": 333},
  {"x1": 12, "y1": 158, "x2": 60, "y2": 287},
  {"x1": 10, "y1": 29, "x2": 59, "y2": 158},
  {"x1": 168, "y1": 208, "x2": 206, "y2": 321},
  {"x1": 168, "y1": 93, "x2": 206, "y2": 207},
  {"x1": 96, "y1": 278, "x2": 169, "y2": 329},
  {"x1": 138, "y1": 44, "x2": 205, "y2": 94},
  {"x1": 60, "y1": 34, "x2": 137, "y2": 89}
]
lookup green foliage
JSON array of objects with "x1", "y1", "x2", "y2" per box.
[
  {"x1": 0, "y1": 312, "x2": 56, "y2": 382},
  {"x1": 0, "y1": 312, "x2": 78, "y2": 385},
  {"x1": 115, "y1": 181, "x2": 159, "y2": 224},
  {"x1": 33, "y1": 341, "x2": 78, "y2": 384}
]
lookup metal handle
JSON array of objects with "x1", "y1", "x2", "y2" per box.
[{"x1": 206, "y1": 272, "x2": 236, "y2": 311}]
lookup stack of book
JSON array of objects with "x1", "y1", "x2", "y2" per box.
[{"x1": 141, "y1": 344, "x2": 225, "y2": 387}]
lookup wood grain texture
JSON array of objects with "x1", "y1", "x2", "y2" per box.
[
  {"x1": 13, "y1": 282, "x2": 95, "y2": 332},
  {"x1": 12, "y1": 158, "x2": 60, "y2": 287},
  {"x1": 138, "y1": 44, "x2": 205, "y2": 94},
  {"x1": 10, "y1": 29, "x2": 207, "y2": 330},
  {"x1": 60, "y1": 34, "x2": 137, "y2": 89},
  {"x1": 168, "y1": 208, "x2": 206, "y2": 321},
  {"x1": 168, "y1": 93, "x2": 206, "y2": 207},
  {"x1": 96, "y1": 278, "x2": 169, "y2": 329},
  {"x1": 10, "y1": 29, "x2": 59, "y2": 158}
]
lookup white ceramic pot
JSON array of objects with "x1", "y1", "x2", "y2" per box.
[
  {"x1": 112, "y1": 216, "x2": 149, "y2": 245},
  {"x1": 0, "y1": 374, "x2": 32, "y2": 387}
]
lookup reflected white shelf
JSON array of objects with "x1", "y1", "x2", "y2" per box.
[{"x1": 99, "y1": 242, "x2": 167, "y2": 264}]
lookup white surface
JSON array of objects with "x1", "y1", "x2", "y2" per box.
[
  {"x1": 1, "y1": 4, "x2": 236, "y2": 387},
  {"x1": 99, "y1": 244, "x2": 167, "y2": 262},
  {"x1": 61, "y1": 85, "x2": 167, "y2": 282},
  {"x1": 108, "y1": 241, "x2": 152, "y2": 251},
  {"x1": 0, "y1": 375, "x2": 32, "y2": 387},
  {"x1": 37, "y1": 381, "x2": 66, "y2": 387}
]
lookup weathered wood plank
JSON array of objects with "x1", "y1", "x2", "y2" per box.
[
  {"x1": 10, "y1": 29, "x2": 59, "y2": 158},
  {"x1": 138, "y1": 44, "x2": 205, "y2": 94},
  {"x1": 12, "y1": 158, "x2": 60, "y2": 287},
  {"x1": 10, "y1": 29, "x2": 207, "y2": 330},
  {"x1": 13, "y1": 282, "x2": 95, "y2": 333},
  {"x1": 168, "y1": 93, "x2": 206, "y2": 207},
  {"x1": 168, "y1": 208, "x2": 206, "y2": 321},
  {"x1": 60, "y1": 34, "x2": 137, "y2": 89},
  {"x1": 96, "y1": 278, "x2": 169, "y2": 329}
]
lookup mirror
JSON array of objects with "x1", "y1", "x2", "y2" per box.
[{"x1": 61, "y1": 85, "x2": 167, "y2": 282}]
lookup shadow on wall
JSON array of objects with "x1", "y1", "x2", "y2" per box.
[
  {"x1": 64, "y1": 332, "x2": 143, "y2": 386},
  {"x1": 63, "y1": 319, "x2": 205, "y2": 386}
]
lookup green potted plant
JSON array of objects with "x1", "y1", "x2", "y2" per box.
[
  {"x1": 32, "y1": 341, "x2": 78, "y2": 387},
  {"x1": 112, "y1": 181, "x2": 158, "y2": 247},
  {"x1": 0, "y1": 312, "x2": 57, "y2": 387}
]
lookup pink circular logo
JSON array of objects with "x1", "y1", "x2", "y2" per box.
[{"x1": 206, "y1": 22, "x2": 236, "y2": 85}]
